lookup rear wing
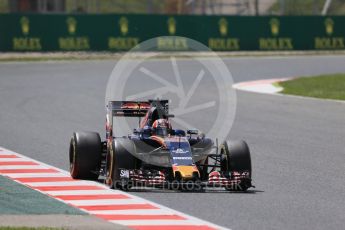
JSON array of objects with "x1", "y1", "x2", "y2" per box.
[{"x1": 108, "y1": 100, "x2": 169, "y2": 117}]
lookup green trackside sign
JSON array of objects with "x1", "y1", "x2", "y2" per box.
[{"x1": 0, "y1": 14, "x2": 344, "y2": 52}]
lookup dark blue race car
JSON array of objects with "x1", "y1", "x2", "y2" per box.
[{"x1": 69, "y1": 100, "x2": 253, "y2": 191}]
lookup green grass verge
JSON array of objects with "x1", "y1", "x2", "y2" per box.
[
  {"x1": 278, "y1": 73, "x2": 345, "y2": 101},
  {"x1": 0, "y1": 176, "x2": 85, "y2": 215}
]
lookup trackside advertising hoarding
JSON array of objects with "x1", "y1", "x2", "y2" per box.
[{"x1": 0, "y1": 14, "x2": 344, "y2": 51}]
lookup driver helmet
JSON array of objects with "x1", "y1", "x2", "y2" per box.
[{"x1": 152, "y1": 119, "x2": 172, "y2": 136}]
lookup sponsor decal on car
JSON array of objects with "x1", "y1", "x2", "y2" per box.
[
  {"x1": 172, "y1": 156, "x2": 193, "y2": 160},
  {"x1": 119, "y1": 169, "x2": 130, "y2": 178},
  {"x1": 173, "y1": 148, "x2": 188, "y2": 154}
]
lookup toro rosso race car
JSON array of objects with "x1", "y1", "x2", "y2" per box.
[{"x1": 69, "y1": 100, "x2": 253, "y2": 191}]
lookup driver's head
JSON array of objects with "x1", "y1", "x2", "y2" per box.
[{"x1": 152, "y1": 119, "x2": 171, "y2": 136}]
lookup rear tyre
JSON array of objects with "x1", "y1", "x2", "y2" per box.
[
  {"x1": 110, "y1": 138, "x2": 138, "y2": 191},
  {"x1": 69, "y1": 132, "x2": 102, "y2": 180},
  {"x1": 220, "y1": 140, "x2": 252, "y2": 191}
]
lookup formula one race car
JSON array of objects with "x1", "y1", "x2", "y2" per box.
[{"x1": 69, "y1": 100, "x2": 253, "y2": 191}]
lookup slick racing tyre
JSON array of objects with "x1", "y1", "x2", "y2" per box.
[
  {"x1": 69, "y1": 132, "x2": 102, "y2": 180},
  {"x1": 220, "y1": 140, "x2": 252, "y2": 191},
  {"x1": 110, "y1": 138, "x2": 139, "y2": 191}
]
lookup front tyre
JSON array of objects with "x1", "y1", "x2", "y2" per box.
[
  {"x1": 69, "y1": 132, "x2": 102, "y2": 180},
  {"x1": 220, "y1": 140, "x2": 252, "y2": 191},
  {"x1": 109, "y1": 138, "x2": 139, "y2": 191}
]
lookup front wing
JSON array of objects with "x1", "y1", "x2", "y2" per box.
[{"x1": 117, "y1": 168, "x2": 252, "y2": 190}]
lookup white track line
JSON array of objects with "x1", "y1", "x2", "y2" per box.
[
  {"x1": 66, "y1": 199, "x2": 146, "y2": 206},
  {"x1": 6, "y1": 173, "x2": 68, "y2": 178},
  {"x1": 233, "y1": 78, "x2": 345, "y2": 104},
  {"x1": 46, "y1": 190, "x2": 117, "y2": 196},
  {"x1": 232, "y1": 78, "x2": 288, "y2": 94},
  {"x1": 0, "y1": 165, "x2": 49, "y2": 170},
  {"x1": 110, "y1": 219, "x2": 205, "y2": 226},
  {"x1": 0, "y1": 146, "x2": 228, "y2": 230},
  {"x1": 25, "y1": 181, "x2": 100, "y2": 187},
  {"x1": 0, "y1": 158, "x2": 33, "y2": 162}
]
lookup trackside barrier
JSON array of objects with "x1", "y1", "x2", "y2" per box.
[{"x1": 0, "y1": 14, "x2": 344, "y2": 51}]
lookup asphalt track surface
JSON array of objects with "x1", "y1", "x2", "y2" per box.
[{"x1": 1, "y1": 55, "x2": 345, "y2": 230}]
